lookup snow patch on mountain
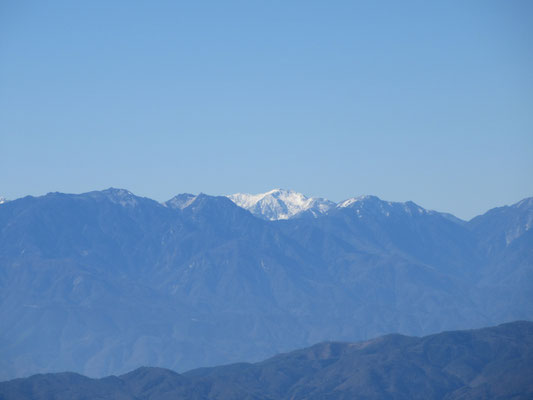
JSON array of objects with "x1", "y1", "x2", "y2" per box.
[
  {"x1": 506, "y1": 197, "x2": 533, "y2": 244},
  {"x1": 227, "y1": 189, "x2": 335, "y2": 220},
  {"x1": 337, "y1": 195, "x2": 433, "y2": 218},
  {"x1": 165, "y1": 193, "x2": 197, "y2": 209},
  {"x1": 337, "y1": 195, "x2": 380, "y2": 208}
]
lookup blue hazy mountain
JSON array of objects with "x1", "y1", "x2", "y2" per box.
[
  {"x1": 1, "y1": 321, "x2": 532, "y2": 399},
  {"x1": 0, "y1": 189, "x2": 531, "y2": 380}
]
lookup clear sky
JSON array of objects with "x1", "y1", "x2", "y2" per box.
[{"x1": 1, "y1": 1, "x2": 532, "y2": 219}]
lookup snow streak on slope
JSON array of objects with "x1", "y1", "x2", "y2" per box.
[
  {"x1": 227, "y1": 189, "x2": 335, "y2": 220},
  {"x1": 164, "y1": 193, "x2": 197, "y2": 209}
]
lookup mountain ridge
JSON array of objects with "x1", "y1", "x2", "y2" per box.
[
  {"x1": 1, "y1": 321, "x2": 531, "y2": 400},
  {"x1": 4, "y1": 188, "x2": 531, "y2": 222}
]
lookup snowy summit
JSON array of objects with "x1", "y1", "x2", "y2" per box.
[{"x1": 227, "y1": 189, "x2": 335, "y2": 220}]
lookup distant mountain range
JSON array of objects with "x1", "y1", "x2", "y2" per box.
[
  {"x1": 1, "y1": 321, "x2": 532, "y2": 399},
  {"x1": 0, "y1": 189, "x2": 531, "y2": 380}
]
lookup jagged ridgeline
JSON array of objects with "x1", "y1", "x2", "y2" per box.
[{"x1": 0, "y1": 188, "x2": 532, "y2": 380}]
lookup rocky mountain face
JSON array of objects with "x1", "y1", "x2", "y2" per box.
[
  {"x1": 0, "y1": 189, "x2": 531, "y2": 380},
  {"x1": 1, "y1": 321, "x2": 532, "y2": 400}
]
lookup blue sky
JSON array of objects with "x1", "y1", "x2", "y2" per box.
[{"x1": 1, "y1": 1, "x2": 532, "y2": 219}]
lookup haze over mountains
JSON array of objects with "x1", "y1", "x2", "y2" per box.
[
  {"x1": 0, "y1": 188, "x2": 531, "y2": 381},
  {"x1": 2, "y1": 321, "x2": 532, "y2": 400}
]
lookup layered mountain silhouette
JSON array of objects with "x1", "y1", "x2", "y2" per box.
[
  {"x1": 1, "y1": 321, "x2": 532, "y2": 399},
  {"x1": 0, "y1": 189, "x2": 531, "y2": 380}
]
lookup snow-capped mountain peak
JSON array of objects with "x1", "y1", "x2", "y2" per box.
[{"x1": 227, "y1": 189, "x2": 335, "y2": 220}]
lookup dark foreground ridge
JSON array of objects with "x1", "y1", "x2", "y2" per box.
[{"x1": 1, "y1": 321, "x2": 532, "y2": 400}]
